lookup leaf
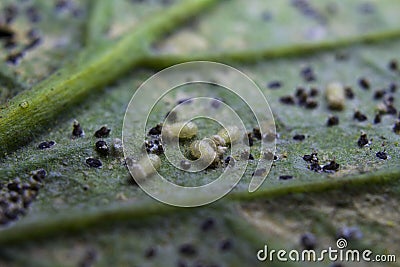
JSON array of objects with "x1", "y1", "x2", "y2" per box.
[{"x1": 1, "y1": 0, "x2": 400, "y2": 266}]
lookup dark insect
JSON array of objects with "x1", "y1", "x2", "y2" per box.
[
  {"x1": 148, "y1": 124, "x2": 162, "y2": 136},
  {"x1": 248, "y1": 153, "x2": 254, "y2": 160},
  {"x1": 322, "y1": 160, "x2": 340, "y2": 172},
  {"x1": 224, "y1": 156, "x2": 235, "y2": 167},
  {"x1": 219, "y1": 239, "x2": 233, "y2": 251},
  {"x1": 353, "y1": 110, "x2": 368, "y2": 122},
  {"x1": 358, "y1": 77, "x2": 370, "y2": 90},
  {"x1": 201, "y1": 218, "x2": 215, "y2": 232},
  {"x1": 357, "y1": 133, "x2": 369, "y2": 147},
  {"x1": 280, "y1": 95, "x2": 295, "y2": 105},
  {"x1": 178, "y1": 243, "x2": 197, "y2": 256},
  {"x1": 279, "y1": 175, "x2": 293, "y2": 180},
  {"x1": 72, "y1": 120, "x2": 84, "y2": 137},
  {"x1": 144, "y1": 247, "x2": 157, "y2": 259},
  {"x1": 32, "y1": 169, "x2": 47, "y2": 182},
  {"x1": 309, "y1": 162, "x2": 322, "y2": 172},
  {"x1": 300, "y1": 66, "x2": 316, "y2": 82},
  {"x1": 86, "y1": 158, "x2": 102, "y2": 168},
  {"x1": 95, "y1": 140, "x2": 109, "y2": 156},
  {"x1": 303, "y1": 153, "x2": 318, "y2": 163},
  {"x1": 293, "y1": 134, "x2": 305, "y2": 141},
  {"x1": 327, "y1": 115, "x2": 339, "y2": 127},
  {"x1": 376, "y1": 151, "x2": 387, "y2": 160},
  {"x1": 300, "y1": 233, "x2": 317, "y2": 250},
  {"x1": 305, "y1": 99, "x2": 318, "y2": 109},
  {"x1": 393, "y1": 120, "x2": 400, "y2": 134},
  {"x1": 94, "y1": 126, "x2": 111, "y2": 138},
  {"x1": 309, "y1": 87, "x2": 319, "y2": 97},
  {"x1": 252, "y1": 127, "x2": 262, "y2": 140},
  {"x1": 246, "y1": 132, "x2": 254, "y2": 147},
  {"x1": 144, "y1": 138, "x2": 164, "y2": 154},
  {"x1": 0, "y1": 25, "x2": 15, "y2": 40},
  {"x1": 373, "y1": 113, "x2": 381, "y2": 124},
  {"x1": 373, "y1": 90, "x2": 386, "y2": 100},
  {"x1": 38, "y1": 141, "x2": 55, "y2": 149},
  {"x1": 344, "y1": 87, "x2": 354, "y2": 99},
  {"x1": 388, "y1": 59, "x2": 398, "y2": 71},
  {"x1": 267, "y1": 81, "x2": 282, "y2": 89}
]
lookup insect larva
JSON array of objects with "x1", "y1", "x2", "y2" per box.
[
  {"x1": 129, "y1": 154, "x2": 161, "y2": 180},
  {"x1": 190, "y1": 139, "x2": 217, "y2": 164},
  {"x1": 325, "y1": 82, "x2": 345, "y2": 111},
  {"x1": 217, "y1": 126, "x2": 242, "y2": 145},
  {"x1": 162, "y1": 121, "x2": 198, "y2": 139}
]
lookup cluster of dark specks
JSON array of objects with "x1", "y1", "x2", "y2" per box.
[
  {"x1": 293, "y1": 134, "x2": 305, "y2": 141},
  {"x1": 376, "y1": 150, "x2": 387, "y2": 160},
  {"x1": 267, "y1": 80, "x2": 282, "y2": 89},
  {"x1": 0, "y1": 4, "x2": 44, "y2": 64},
  {"x1": 302, "y1": 152, "x2": 340, "y2": 173},
  {"x1": 0, "y1": 169, "x2": 46, "y2": 226},
  {"x1": 300, "y1": 66, "x2": 317, "y2": 82},
  {"x1": 358, "y1": 77, "x2": 370, "y2": 90},
  {"x1": 280, "y1": 86, "x2": 319, "y2": 109},
  {"x1": 145, "y1": 124, "x2": 164, "y2": 155}
]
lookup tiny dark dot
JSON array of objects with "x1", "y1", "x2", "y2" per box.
[
  {"x1": 252, "y1": 128, "x2": 262, "y2": 140},
  {"x1": 86, "y1": 158, "x2": 102, "y2": 168},
  {"x1": 376, "y1": 151, "x2": 387, "y2": 160},
  {"x1": 322, "y1": 160, "x2": 340, "y2": 172},
  {"x1": 224, "y1": 156, "x2": 235, "y2": 167},
  {"x1": 353, "y1": 111, "x2": 368, "y2": 122},
  {"x1": 389, "y1": 83, "x2": 397, "y2": 93},
  {"x1": 267, "y1": 81, "x2": 282, "y2": 89},
  {"x1": 219, "y1": 239, "x2": 233, "y2": 251},
  {"x1": 358, "y1": 78, "x2": 370, "y2": 90},
  {"x1": 38, "y1": 141, "x2": 55, "y2": 150},
  {"x1": 179, "y1": 243, "x2": 197, "y2": 257},
  {"x1": 300, "y1": 233, "x2": 316, "y2": 250},
  {"x1": 94, "y1": 126, "x2": 111, "y2": 138},
  {"x1": 293, "y1": 134, "x2": 305, "y2": 141},
  {"x1": 279, "y1": 175, "x2": 293, "y2": 180},
  {"x1": 388, "y1": 59, "x2": 398, "y2": 71},
  {"x1": 373, "y1": 90, "x2": 386, "y2": 100},
  {"x1": 327, "y1": 115, "x2": 339, "y2": 127},
  {"x1": 280, "y1": 95, "x2": 295, "y2": 105},
  {"x1": 305, "y1": 99, "x2": 318, "y2": 109},
  {"x1": 148, "y1": 124, "x2": 162, "y2": 135},
  {"x1": 344, "y1": 87, "x2": 355, "y2": 99},
  {"x1": 95, "y1": 140, "x2": 109, "y2": 156},
  {"x1": 248, "y1": 153, "x2": 254, "y2": 160},
  {"x1": 373, "y1": 113, "x2": 381, "y2": 124},
  {"x1": 309, "y1": 87, "x2": 319, "y2": 97},
  {"x1": 393, "y1": 120, "x2": 400, "y2": 134},
  {"x1": 201, "y1": 218, "x2": 215, "y2": 232},
  {"x1": 357, "y1": 133, "x2": 369, "y2": 147},
  {"x1": 144, "y1": 247, "x2": 157, "y2": 259}
]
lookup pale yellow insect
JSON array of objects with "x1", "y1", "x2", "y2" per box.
[
  {"x1": 190, "y1": 138, "x2": 218, "y2": 164},
  {"x1": 128, "y1": 154, "x2": 161, "y2": 180},
  {"x1": 217, "y1": 125, "x2": 242, "y2": 145},
  {"x1": 326, "y1": 82, "x2": 345, "y2": 111},
  {"x1": 162, "y1": 121, "x2": 198, "y2": 139}
]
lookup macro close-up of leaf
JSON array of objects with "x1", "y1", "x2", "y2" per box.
[{"x1": 0, "y1": 0, "x2": 399, "y2": 266}]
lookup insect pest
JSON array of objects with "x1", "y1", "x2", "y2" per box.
[
  {"x1": 326, "y1": 82, "x2": 345, "y2": 111},
  {"x1": 162, "y1": 121, "x2": 198, "y2": 139},
  {"x1": 128, "y1": 154, "x2": 161, "y2": 180},
  {"x1": 190, "y1": 139, "x2": 217, "y2": 164},
  {"x1": 217, "y1": 125, "x2": 242, "y2": 145}
]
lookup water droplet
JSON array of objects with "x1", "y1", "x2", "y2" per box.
[{"x1": 19, "y1": 101, "x2": 29, "y2": 109}]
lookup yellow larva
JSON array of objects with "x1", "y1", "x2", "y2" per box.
[
  {"x1": 129, "y1": 154, "x2": 161, "y2": 180},
  {"x1": 217, "y1": 126, "x2": 242, "y2": 145},
  {"x1": 190, "y1": 138, "x2": 217, "y2": 164},
  {"x1": 326, "y1": 82, "x2": 345, "y2": 111},
  {"x1": 162, "y1": 121, "x2": 198, "y2": 139}
]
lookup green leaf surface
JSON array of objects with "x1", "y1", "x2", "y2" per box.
[{"x1": 0, "y1": 0, "x2": 399, "y2": 266}]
